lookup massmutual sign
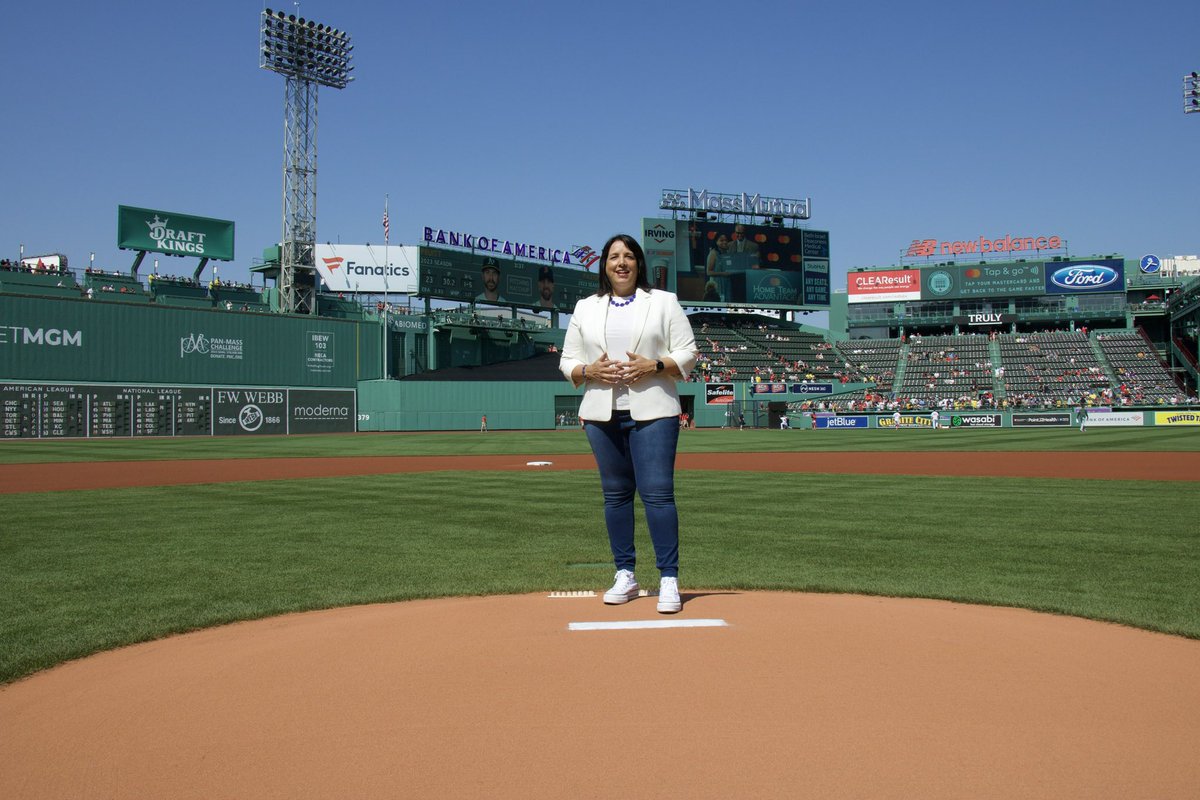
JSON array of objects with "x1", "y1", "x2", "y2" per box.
[
  {"x1": 117, "y1": 205, "x2": 235, "y2": 261},
  {"x1": 659, "y1": 188, "x2": 811, "y2": 220}
]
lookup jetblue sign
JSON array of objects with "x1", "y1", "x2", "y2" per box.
[
  {"x1": 1044, "y1": 259, "x2": 1124, "y2": 294},
  {"x1": 816, "y1": 415, "x2": 868, "y2": 429}
]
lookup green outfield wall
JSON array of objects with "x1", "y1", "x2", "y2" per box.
[
  {"x1": 353, "y1": 381, "x2": 877, "y2": 431},
  {"x1": 0, "y1": 294, "x2": 382, "y2": 387}
]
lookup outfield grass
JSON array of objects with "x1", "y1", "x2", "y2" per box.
[
  {"x1": 0, "y1": 425, "x2": 1198, "y2": 464},
  {"x1": 2, "y1": 454, "x2": 1198, "y2": 685}
]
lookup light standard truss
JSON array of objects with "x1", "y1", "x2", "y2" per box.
[{"x1": 260, "y1": 9, "x2": 354, "y2": 314}]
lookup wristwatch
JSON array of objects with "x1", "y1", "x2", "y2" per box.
[{"x1": 655, "y1": 360, "x2": 665, "y2": 372}]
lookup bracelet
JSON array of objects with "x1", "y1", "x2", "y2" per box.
[{"x1": 581, "y1": 365, "x2": 587, "y2": 382}]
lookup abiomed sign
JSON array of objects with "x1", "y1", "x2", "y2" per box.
[{"x1": 118, "y1": 205, "x2": 235, "y2": 261}]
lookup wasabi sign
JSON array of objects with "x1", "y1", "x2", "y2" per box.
[{"x1": 117, "y1": 205, "x2": 235, "y2": 261}]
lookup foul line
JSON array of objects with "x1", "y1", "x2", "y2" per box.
[{"x1": 568, "y1": 619, "x2": 728, "y2": 631}]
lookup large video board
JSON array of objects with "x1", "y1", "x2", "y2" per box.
[
  {"x1": 417, "y1": 246, "x2": 598, "y2": 312},
  {"x1": 642, "y1": 219, "x2": 830, "y2": 309}
]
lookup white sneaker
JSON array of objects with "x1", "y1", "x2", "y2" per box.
[
  {"x1": 603, "y1": 570, "x2": 639, "y2": 604},
  {"x1": 657, "y1": 577, "x2": 681, "y2": 614}
]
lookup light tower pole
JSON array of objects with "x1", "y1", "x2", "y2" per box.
[{"x1": 259, "y1": 8, "x2": 354, "y2": 314}]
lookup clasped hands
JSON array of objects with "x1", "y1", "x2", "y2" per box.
[{"x1": 585, "y1": 352, "x2": 657, "y2": 385}]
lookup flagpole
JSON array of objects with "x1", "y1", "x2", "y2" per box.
[{"x1": 382, "y1": 195, "x2": 390, "y2": 380}]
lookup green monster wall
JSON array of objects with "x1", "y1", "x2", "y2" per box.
[{"x1": 0, "y1": 294, "x2": 382, "y2": 387}]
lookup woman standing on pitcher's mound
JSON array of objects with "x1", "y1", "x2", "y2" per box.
[{"x1": 559, "y1": 234, "x2": 697, "y2": 614}]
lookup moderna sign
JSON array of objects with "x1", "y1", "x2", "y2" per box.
[{"x1": 1044, "y1": 259, "x2": 1124, "y2": 294}]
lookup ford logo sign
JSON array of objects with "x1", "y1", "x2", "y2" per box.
[{"x1": 1049, "y1": 264, "x2": 1120, "y2": 290}]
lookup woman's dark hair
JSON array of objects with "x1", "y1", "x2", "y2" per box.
[{"x1": 595, "y1": 233, "x2": 652, "y2": 296}]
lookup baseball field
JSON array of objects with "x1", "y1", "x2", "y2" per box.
[{"x1": 1, "y1": 426, "x2": 1198, "y2": 797}]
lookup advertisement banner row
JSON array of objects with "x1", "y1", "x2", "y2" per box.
[
  {"x1": 0, "y1": 382, "x2": 355, "y2": 439},
  {"x1": 848, "y1": 259, "x2": 1127, "y2": 304}
]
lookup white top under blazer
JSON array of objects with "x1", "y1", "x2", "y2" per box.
[{"x1": 559, "y1": 288, "x2": 698, "y2": 422}]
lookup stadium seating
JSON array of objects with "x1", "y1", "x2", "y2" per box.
[
  {"x1": 996, "y1": 331, "x2": 1110, "y2": 407},
  {"x1": 0, "y1": 264, "x2": 81, "y2": 299},
  {"x1": 894, "y1": 334, "x2": 995, "y2": 405},
  {"x1": 833, "y1": 339, "x2": 901, "y2": 394},
  {"x1": 1097, "y1": 330, "x2": 1186, "y2": 403},
  {"x1": 83, "y1": 270, "x2": 151, "y2": 303}
]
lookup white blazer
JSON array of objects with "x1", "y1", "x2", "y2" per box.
[{"x1": 559, "y1": 288, "x2": 697, "y2": 422}]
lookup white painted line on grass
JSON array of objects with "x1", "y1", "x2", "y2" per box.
[{"x1": 568, "y1": 619, "x2": 729, "y2": 631}]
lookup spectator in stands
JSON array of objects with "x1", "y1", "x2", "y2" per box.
[
  {"x1": 559, "y1": 233, "x2": 696, "y2": 615},
  {"x1": 475, "y1": 257, "x2": 507, "y2": 304}
]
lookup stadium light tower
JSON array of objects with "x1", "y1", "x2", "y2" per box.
[
  {"x1": 1185, "y1": 71, "x2": 1200, "y2": 114},
  {"x1": 259, "y1": 9, "x2": 354, "y2": 314}
]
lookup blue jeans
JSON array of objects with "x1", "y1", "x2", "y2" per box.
[{"x1": 584, "y1": 412, "x2": 680, "y2": 577}]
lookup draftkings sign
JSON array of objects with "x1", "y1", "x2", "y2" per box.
[{"x1": 117, "y1": 205, "x2": 235, "y2": 261}]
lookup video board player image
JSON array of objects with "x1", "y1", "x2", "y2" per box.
[
  {"x1": 672, "y1": 220, "x2": 829, "y2": 308},
  {"x1": 417, "y1": 247, "x2": 598, "y2": 312}
]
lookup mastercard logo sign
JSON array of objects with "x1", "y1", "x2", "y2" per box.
[{"x1": 965, "y1": 268, "x2": 982, "y2": 278}]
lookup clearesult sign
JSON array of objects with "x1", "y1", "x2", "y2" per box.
[
  {"x1": 848, "y1": 269, "x2": 921, "y2": 303},
  {"x1": 118, "y1": 205, "x2": 235, "y2": 261}
]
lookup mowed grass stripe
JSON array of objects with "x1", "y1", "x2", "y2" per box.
[
  {"x1": 1, "y1": 470, "x2": 1196, "y2": 684},
  {"x1": 0, "y1": 425, "x2": 1198, "y2": 464}
]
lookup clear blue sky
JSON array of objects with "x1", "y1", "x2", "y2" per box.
[{"x1": 3, "y1": 0, "x2": 1197, "y2": 295}]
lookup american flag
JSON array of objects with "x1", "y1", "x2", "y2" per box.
[{"x1": 382, "y1": 209, "x2": 390, "y2": 241}]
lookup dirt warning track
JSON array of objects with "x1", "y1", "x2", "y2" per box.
[{"x1": 1, "y1": 450, "x2": 1195, "y2": 493}]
